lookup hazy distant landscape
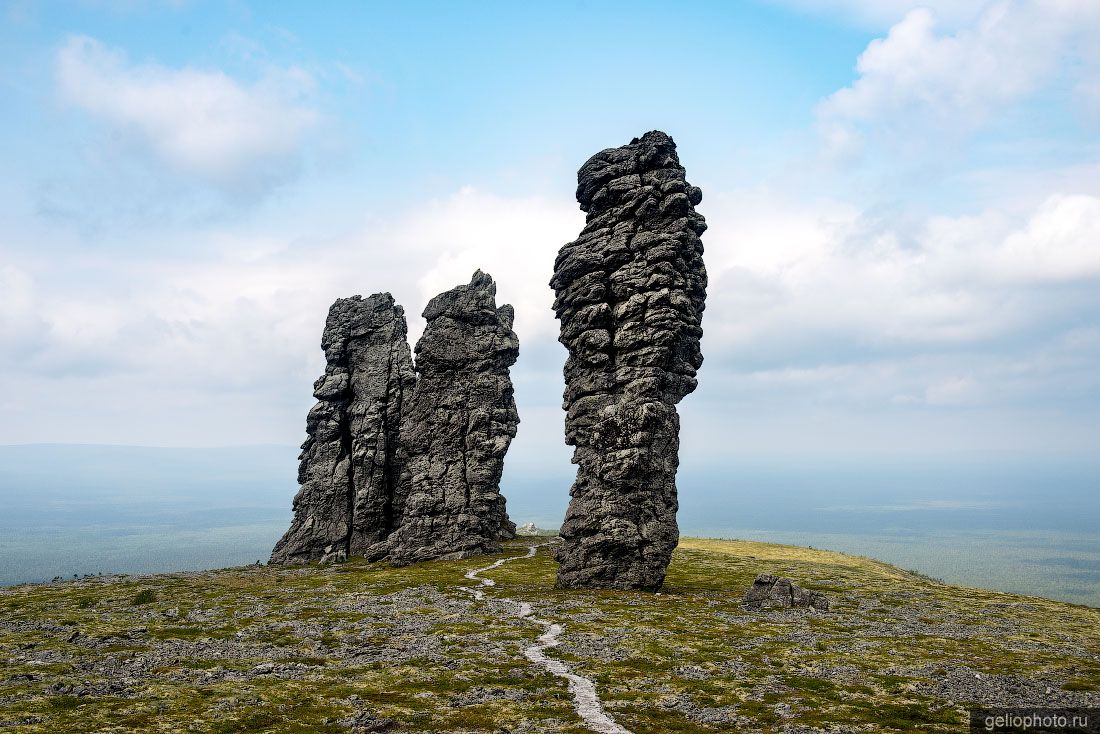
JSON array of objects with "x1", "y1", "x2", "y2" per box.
[{"x1": 3, "y1": 444, "x2": 1097, "y2": 606}]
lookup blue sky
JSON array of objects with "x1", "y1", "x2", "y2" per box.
[{"x1": 1, "y1": 0, "x2": 1099, "y2": 467}]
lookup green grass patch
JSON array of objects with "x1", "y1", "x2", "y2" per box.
[{"x1": 130, "y1": 589, "x2": 157, "y2": 606}]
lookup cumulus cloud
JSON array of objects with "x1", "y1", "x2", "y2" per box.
[
  {"x1": 403, "y1": 187, "x2": 583, "y2": 345},
  {"x1": 984, "y1": 195, "x2": 1100, "y2": 282},
  {"x1": 55, "y1": 35, "x2": 317, "y2": 197},
  {"x1": 817, "y1": 1, "x2": 1100, "y2": 160},
  {"x1": 0, "y1": 186, "x2": 582, "y2": 443},
  {"x1": 699, "y1": 187, "x2": 1100, "y2": 409},
  {"x1": 5, "y1": 177, "x2": 1100, "y2": 446},
  {"x1": 7, "y1": 4, "x2": 1097, "y2": 458}
]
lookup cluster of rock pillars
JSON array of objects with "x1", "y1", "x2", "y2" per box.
[{"x1": 271, "y1": 130, "x2": 708, "y2": 591}]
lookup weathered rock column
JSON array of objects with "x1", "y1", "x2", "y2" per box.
[
  {"x1": 551, "y1": 131, "x2": 707, "y2": 590},
  {"x1": 389, "y1": 271, "x2": 520, "y2": 565},
  {"x1": 270, "y1": 294, "x2": 416, "y2": 564}
]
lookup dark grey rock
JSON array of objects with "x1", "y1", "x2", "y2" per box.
[
  {"x1": 388, "y1": 271, "x2": 520, "y2": 565},
  {"x1": 551, "y1": 130, "x2": 707, "y2": 590},
  {"x1": 271, "y1": 275, "x2": 522, "y2": 568},
  {"x1": 270, "y1": 294, "x2": 416, "y2": 565},
  {"x1": 340, "y1": 710, "x2": 396, "y2": 733},
  {"x1": 743, "y1": 574, "x2": 830, "y2": 612}
]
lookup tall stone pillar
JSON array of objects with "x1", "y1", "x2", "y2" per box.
[
  {"x1": 270, "y1": 294, "x2": 416, "y2": 564},
  {"x1": 389, "y1": 271, "x2": 520, "y2": 565},
  {"x1": 551, "y1": 131, "x2": 707, "y2": 590}
]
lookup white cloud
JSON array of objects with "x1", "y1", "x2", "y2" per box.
[
  {"x1": 989, "y1": 195, "x2": 1100, "y2": 282},
  {"x1": 55, "y1": 35, "x2": 317, "y2": 196},
  {"x1": 407, "y1": 187, "x2": 583, "y2": 345},
  {"x1": 924, "y1": 375, "x2": 980, "y2": 405},
  {"x1": 817, "y1": 1, "x2": 1100, "y2": 159},
  {"x1": 0, "y1": 265, "x2": 45, "y2": 358},
  {"x1": 3, "y1": 181, "x2": 1099, "y2": 447},
  {"x1": 702, "y1": 187, "x2": 1100, "y2": 383},
  {"x1": 0, "y1": 186, "x2": 580, "y2": 442},
  {"x1": 0, "y1": 265, "x2": 34, "y2": 319}
]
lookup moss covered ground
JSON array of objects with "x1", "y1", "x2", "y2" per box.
[{"x1": 1, "y1": 537, "x2": 1097, "y2": 733}]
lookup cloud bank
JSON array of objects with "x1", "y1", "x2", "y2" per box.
[
  {"x1": 816, "y1": 1, "x2": 1100, "y2": 160},
  {"x1": 55, "y1": 35, "x2": 318, "y2": 197},
  {"x1": 2, "y1": 4, "x2": 1098, "y2": 459}
]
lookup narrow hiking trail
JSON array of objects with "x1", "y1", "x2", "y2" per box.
[{"x1": 458, "y1": 541, "x2": 632, "y2": 734}]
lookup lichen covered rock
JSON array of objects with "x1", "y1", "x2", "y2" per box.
[
  {"x1": 389, "y1": 271, "x2": 520, "y2": 565},
  {"x1": 551, "y1": 131, "x2": 707, "y2": 590},
  {"x1": 743, "y1": 574, "x2": 830, "y2": 612},
  {"x1": 270, "y1": 294, "x2": 415, "y2": 564}
]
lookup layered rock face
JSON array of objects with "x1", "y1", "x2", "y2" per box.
[
  {"x1": 389, "y1": 271, "x2": 520, "y2": 565},
  {"x1": 270, "y1": 294, "x2": 416, "y2": 565},
  {"x1": 551, "y1": 131, "x2": 707, "y2": 590},
  {"x1": 271, "y1": 272, "x2": 520, "y2": 567}
]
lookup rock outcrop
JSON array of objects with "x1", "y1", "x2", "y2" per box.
[
  {"x1": 551, "y1": 131, "x2": 707, "y2": 590},
  {"x1": 272, "y1": 273, "x2": 522, "y2": 567},
  {"x1": 743, "y1": 574, "x2": 830, "y2": 612},
  {"x1": 389, "y1": 271, "x2": 520, "y2": 565},
  {"x1": 270, "y1": 294, "x2": 416, "y2": 565}
]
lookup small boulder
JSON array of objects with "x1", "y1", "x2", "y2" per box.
[
  {"x1": 743, "y1": 574, "x2": 829, "y2": 612},
  {"x1": 340, "y1": 711, "x2": 395, "y2": 733}
]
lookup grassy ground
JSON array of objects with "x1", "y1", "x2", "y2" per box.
[{"x1": 1, "y1": 537, "x2": 1098, "y2": 733}]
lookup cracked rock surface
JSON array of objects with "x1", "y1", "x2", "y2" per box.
[
  {"x1": 551, "y1": 130, "x2": 708, "y2": 590},
  {"x1": 272, "y1": 273, "x2": 521, "y2": 568},
  {"x1": 389, "y1": 271, "x2": 520, "y2": 565},
  {"x1": 270, "y1": 293, "x2": 416, "y2": 565},
  {"x1": 743, "y1": 574, "x2": 831, "y2": 612}
]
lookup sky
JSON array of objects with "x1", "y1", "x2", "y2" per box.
[{"x1": 1, "y1": 0, "x2": 1099, "y2": 470}]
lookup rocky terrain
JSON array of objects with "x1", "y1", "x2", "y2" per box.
[
  {"x1": 551, "y1": 130, "x2": 708, "y2": 591},
  {"x1": 3, "y1": 537, "x2": 1098, "y2": 733}
]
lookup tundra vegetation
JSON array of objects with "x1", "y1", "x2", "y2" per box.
[{"x1": 2, "y1": 537, "x2": 1098, "y2": 733}]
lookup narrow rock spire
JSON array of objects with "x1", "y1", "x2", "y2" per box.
[
  {"x1": 551, "y1": 131, "x2": 708, "y2": 590},
  {"x1": 389, "y1": 271, "x2": 520, "y2": 565},
  {"x1": 270, "y1": 293, "x2": 416, "y2": 565}
]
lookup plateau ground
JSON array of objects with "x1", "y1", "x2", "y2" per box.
[{"x1": 2, "y1": 538, "x2": 1098, "y2": 733}]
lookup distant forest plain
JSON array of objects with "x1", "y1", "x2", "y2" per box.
[{"x1": 2, "y1": 444, "x2": 1098, "y2": 607}]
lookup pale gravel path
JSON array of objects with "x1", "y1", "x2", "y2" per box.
[{"x1": 458, "y1": 540, "x2": 632, "y2": 734}]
